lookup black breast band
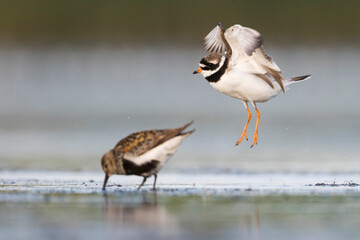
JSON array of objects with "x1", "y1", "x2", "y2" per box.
[{"x1": 205, "y1": 58, "x2": 229, "y2": 83}]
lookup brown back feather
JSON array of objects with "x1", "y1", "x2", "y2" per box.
[{"x1": 114, "y1": 121, "x2": 193, "y2": 157}]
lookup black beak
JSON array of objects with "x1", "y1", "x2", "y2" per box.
[
  {"x1": 102, "y1": 174, "x2": 109, "y2": 191},
  {"x1": 193, "y1": 70, "x2": 198, "y2": 74},
  {"x1": 217, "y1": 22, "x2": 222, "y2": 27}
]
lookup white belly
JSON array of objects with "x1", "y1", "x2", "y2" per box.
[{"x1": 209, "y1": 71, "x2": 282, "y2": 103}]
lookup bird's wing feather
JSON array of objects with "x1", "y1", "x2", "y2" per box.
[
  {"x1": 252, "y1": 47, "x2": 285, "y2": 92},
  {"x1": 115, "y1": 130, "x2": 167, "y2": 158},
  {"x1": 237, "y1": 26, "x2": 263, "y2": 56},
  {"x1": 203, "y1": 25, "x2": 225, "y2": 55},
  {"x1": 125, "y1": 134, "x2": 191, "y2": 166},
  {"x1": 225, "y1": 25, "x2": 263, "y2": 58},
  {"x1": 115, "y1": 121, "x2": 194, "y2": 159},
  {"x1": 225, "y1": 25, "x2": 286, "y2": 92}
]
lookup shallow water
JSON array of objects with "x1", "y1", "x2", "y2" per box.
[
  {"x1": 3, "y1": 193, "x2": 360, "y2": 240},
  {"x1": 1, "y1": 171, "x2": 360, "y2": 240}
]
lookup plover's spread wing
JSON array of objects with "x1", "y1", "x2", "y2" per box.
[
  {"x1": 203, "y1": 25, "x2": 226, "y2": 55},
  {"x1": 252, "y1": 47, "x2": 285, "y2": 92},
  {"x1": 253, "y1": 47, "x2": 281, "y2": 72},
  {"x1": 225, "y1": 24, "x2": 263, "y2": 58},
  {"x1": 225, "y1": 25, "x2": 286, "y2": 92},
  {"x1": 203, "y1": 24, "x2": 262, "y2": 58}
]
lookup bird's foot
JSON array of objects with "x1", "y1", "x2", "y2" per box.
[
  {"x1": 235, "y1": 131, "x2": 248, "y2": 146},
  {"x1": 250, "y1": 133, "x2": 258, "y2": 148}
]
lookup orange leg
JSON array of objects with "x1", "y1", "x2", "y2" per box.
[
  {"x1": 236, "y1": 102, "x2": 252, "y2": 146},
  {"x1": 251, "y1": 106, "x2": 261, "y2": 148}
]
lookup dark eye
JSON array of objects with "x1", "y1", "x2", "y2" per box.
[
  {"x1": 201, "y1": 66, "x2": 211, "y2": 71},
  {"x1": 104, "y1": 164, "x2": 108, "y2": 169}
]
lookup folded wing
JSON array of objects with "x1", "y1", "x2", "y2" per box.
[{"x1": 115, "y1": 121, "x2": 193, "y2": 160}]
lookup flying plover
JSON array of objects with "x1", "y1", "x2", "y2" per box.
[{"x1": 193, "y1": 22, "x2": 310, "y2": 147}]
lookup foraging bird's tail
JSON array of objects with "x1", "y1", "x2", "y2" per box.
[
  {"x1": 177, "y1": 121, "x2": 195, "y2": 137},
  {"x1": 180, "y1": 128, "x2": 195, "y2": 137},
  {"x1": 177, "y1": 120, "x2": 194, "y2": 133}
]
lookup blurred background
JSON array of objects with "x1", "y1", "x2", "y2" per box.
[{"x1": 1, "y1": 0, "x2": 359, "y2": 172}]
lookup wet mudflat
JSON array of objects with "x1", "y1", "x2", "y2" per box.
[{"x1": 1, "y1": 171, "x2": 360, "y2": 240}]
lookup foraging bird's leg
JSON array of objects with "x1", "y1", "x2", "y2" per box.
[
  {"x1": 152, "y1": 173, "x2": 157, "y2": 191},
  {"x1": 137, "y1": 177, "x2": 147, "y2": 190},
  {"x1": 236, "y1": 101, "x2": 252, "y2": 146},
  {"x1": 251, "y1": 104, "x2": 261, "y2": 148}
]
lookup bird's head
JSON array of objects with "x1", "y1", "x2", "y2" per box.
[
  {"x1": 193, "y1": 53, "x2": 223, "y2": 78},
  {"x1": 101, "y1": 150, "x2": 117, "y2": 190}
]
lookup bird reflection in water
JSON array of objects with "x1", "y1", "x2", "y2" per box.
[
  {"x1": 238, "y1": 208, "x2": 260, "y2": 240},
  {"x1": 103, "y1": 192, "x2": 179, "y2": 230},
  {"x1": 103, "y1": 192, "x2": 260, "y2": 238}
]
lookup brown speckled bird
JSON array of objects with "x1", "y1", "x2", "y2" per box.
[{"x1": 101, "y1": 121, "x2": 194, "y2": 191}]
